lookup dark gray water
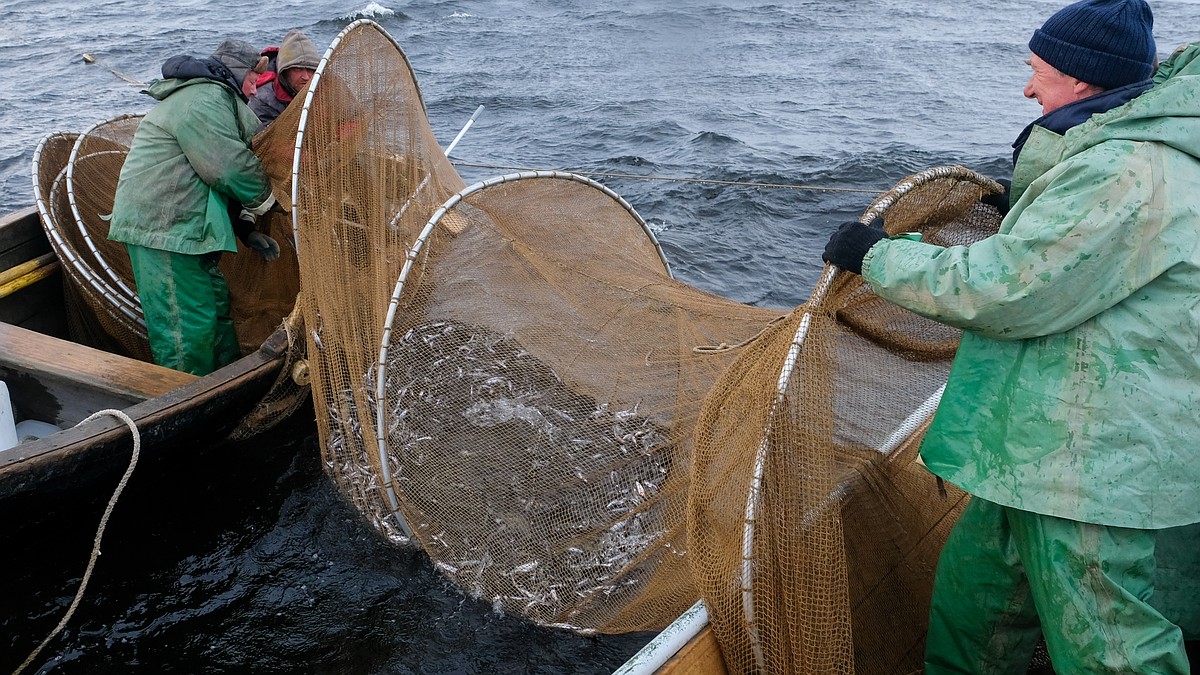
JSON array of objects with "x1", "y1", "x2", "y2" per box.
[{"x1": 1, "y1": 0, "x2": 1197, "y2": 672}]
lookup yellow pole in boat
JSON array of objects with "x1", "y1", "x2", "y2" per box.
[
  {"x1": 0, "y1": 252, "x2": 56, "y2": 287},
  {"x1": 0, "y1": 260, "x2": 61, "y2": 299}
]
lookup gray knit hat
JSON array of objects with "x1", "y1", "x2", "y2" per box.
[
  {"x1": 1029, "y1": 0, "x2": 1156, "y2": 89},
  {"x1": 212, "y1": 38, "x2": 261, "y2": 84},
  {"x1": 277, "y1": 29, "x2": 320, "y2": 73}
]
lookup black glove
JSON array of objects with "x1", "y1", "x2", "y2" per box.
[
  {"x1": 822, "y1": 219, "x2": 887, "y2": 275},
  {"x1": 980, "y1": 178, "x2": 1011, "y2": 216},
  {"x1": 246, "y1": 231, "x2": 281, "y2": 261}
]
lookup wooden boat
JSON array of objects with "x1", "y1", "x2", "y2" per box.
[{"x1": 0, "y1": 205, "x2": 304, "y2": 536}]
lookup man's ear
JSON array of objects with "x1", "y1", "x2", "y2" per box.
[{"x1": 1072, "y1": 78, "x2": 1103, "y2": 98}]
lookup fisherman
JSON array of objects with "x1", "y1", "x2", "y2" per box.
[
  {"x1": 821, "y1": 0, "x2": 1200, "y2": 672},
  {"x1": 249, "y1": 29, "x2": 321, "y2": 133},
  {"x1": 109, "y1": 39, "x2": 280, "y2": 376}
]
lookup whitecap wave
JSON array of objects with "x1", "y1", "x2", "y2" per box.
[{"x1": 341, "y1": 2, "x2": 395, "y2": 20}]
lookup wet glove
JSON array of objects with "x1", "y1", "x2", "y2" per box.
[
  {"x1": 246, "y1": 231, "x2": 281, "y2": 262},
  {"x1": 822, "y1": 219, "x2": 887, "y2": 275},
  {"x1": 980, "y1": 178, "x2": 1011, "y2": 216}
]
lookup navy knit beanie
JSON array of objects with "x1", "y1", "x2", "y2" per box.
[{"x1": 1029, "y1": 0, "x2": 1156, "y2": 89}]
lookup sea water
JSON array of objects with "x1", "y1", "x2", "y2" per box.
[{"x1": 0, "y1": 0, "x2": 1196, "y2": 672}]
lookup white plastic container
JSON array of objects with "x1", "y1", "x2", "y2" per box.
[
  {"x1": 0, "y1": 380, "x2": 18, "y2": 452},
  {"x1": 15, "y1": 419, "x2": 61, "y2": 442}
]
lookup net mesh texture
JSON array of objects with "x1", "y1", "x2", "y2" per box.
[
  {"x1": 286, "y1": 20, "x2": 1005, "y2": 660},
  {"x1": 690, "y1": 167, "x2": 1001, "y2": 674}
]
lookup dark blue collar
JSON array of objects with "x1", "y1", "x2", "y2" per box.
[{"x1": 1011, "y1": 79, "x2": 1153, "y2": 164}]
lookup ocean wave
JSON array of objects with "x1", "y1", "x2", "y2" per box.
[{"x1": 338, "y1": 2, "x2": 402, "y2": 20}]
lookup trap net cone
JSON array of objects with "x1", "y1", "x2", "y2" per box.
[
  {"x1": 32, "y1": 130, "x2": 151, "y2": 360},
  {"x1": 368, "y1": 171, "x2": 782, "y2": 633},
  {"x1": 689, "y1": 166, "x2": 1003, "y2": 674},
  {"x1": 330, "y1": 168, "x2": 781, "y2": 634},
  {"x1": 287, "y1": 22, "x2": 785, "y2": 631},
  {"x1": 67, "y1": 114, "x2": 144, "y2": 311}
]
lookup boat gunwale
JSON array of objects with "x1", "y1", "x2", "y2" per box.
[{"x1": 0, "y1": 205, "x2": 294, "y2": 493}]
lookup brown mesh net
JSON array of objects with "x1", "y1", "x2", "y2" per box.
[
  {"x1": 32, "y1": 130, "x2": 151, "y2": 359},
  {"x1": 689, "y1": 166, "x2": 1002, "y2": 674},
  {"x1": 288, "y1": 22, "x2": 1007, "y2": 651},
  {"x1": 66, "y1": 115, "x2": 144, "y2": 311},
  {"x1": 291, "y1": 20, "x2": 783, "y2": 634}
]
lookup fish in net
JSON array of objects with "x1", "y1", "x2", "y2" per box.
[
  {"x1": 285, "y1": 22, "x2": 783, "y2": 629},
  {"x1": 283, "y1": 19, "x2": 1008, "y2": 651}
]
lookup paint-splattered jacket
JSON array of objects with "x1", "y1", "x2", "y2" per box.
[{"x1": 861, "y1": 43, "x2": 1200, "y2": 529}]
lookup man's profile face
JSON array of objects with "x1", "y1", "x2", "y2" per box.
[
  {"x1": 285, "y1": 67, "x2": 316, "y2": 93},
  {"x1": 242, "y1": 56, "x2": 270, "y2": 98},
  {"x1": 1023, "y1": 54, "x2": 1088, "y2": 115},
  {"x1": 242, "y1": 70, "x2": 259, "y2": 98}
]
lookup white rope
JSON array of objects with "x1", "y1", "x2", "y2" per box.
[{"x1": 12, "y1": 409, "x2": 142, "y2": 675}]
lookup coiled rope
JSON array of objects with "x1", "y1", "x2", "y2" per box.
[
  {"x1": 451, "y1": 162, "x2": 883, "y2": 193},
  {"x1": 13, "y1": 409, "x2": 141, "y2": 675}
]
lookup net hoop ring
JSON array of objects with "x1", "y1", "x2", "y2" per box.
[
  {"x1": 32, "y1": 131, "x2": 145, "y2": 327},
  {"x1": 64, "y1": 114, "x2": 144, "y2": 309},
  {"x1": 371, "y1": 170, "x2": 669, "y2": 537},
  {"x1": 736, "y1": 164, "x2": 1000, "y2": 669}
]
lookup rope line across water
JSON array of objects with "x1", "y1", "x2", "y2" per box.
[{"x1": 451, "y1": 162, "x2": 884, "y2": 193}]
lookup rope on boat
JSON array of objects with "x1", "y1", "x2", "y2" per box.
[
  {"x1": 12, "y1": 409, "x2": 141, "y2": 675},
  {"x1": 451, "y1": 162, "x2": 884, "y2": 193}
]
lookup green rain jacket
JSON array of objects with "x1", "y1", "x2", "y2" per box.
[
  {"x1": 860, "y1": 44, "x2": 1200, "y2": 529},
  {"x1": 109, "y1": 73, "x2": 275, "y2": 255}
]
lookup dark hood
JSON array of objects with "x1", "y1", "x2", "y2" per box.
[{"x1": 157, "y1": 54, "x2": 246, "y2": 102}]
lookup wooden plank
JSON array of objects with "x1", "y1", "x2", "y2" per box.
[
  {"x1": 0, "y1": 207, "x2": 65, "y2": 332},
  {"x1": 0, "y1": 207, "x2": 44, "y2": 266},
  {"x1": 659, "y1": 625, "x2": 728, "y2": 674},
  {"x1": 0, "y1": 321, "x2": 195, "y2": 403},
  {"x1": 0, "y1": 338, "x2": 288, "y2": 539}
]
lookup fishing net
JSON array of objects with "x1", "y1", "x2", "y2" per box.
[
  {"x1": 31, "y1": 130, "x2": 150, "y2": 359},
  {"x1": 291, "y1": 19, "x2": 784, "y2": 633},
  {"x1": 66, "y1": 114, "x2": 144, "y2": 312},
  {"x1": 288, "y1": 21, "x2": 1009, "y2": 646},
  {"x1": 689, "y1": 166, "x2": 1003, "y2": 674}
]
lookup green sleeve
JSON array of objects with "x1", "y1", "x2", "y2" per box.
[
  {"x1": 173, "y1": 85, "x2": 274, "y2": 213},
  {"x1": 862, "y1": 142, "x2": 1178, "y2": 340}
]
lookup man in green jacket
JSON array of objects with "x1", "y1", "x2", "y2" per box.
[
  {"x1": 109, "y1": 39, "x2": 279, "y2": 376},
  {"x1": 823, "y1": 0, "x2": 1199, "y2": 671}
]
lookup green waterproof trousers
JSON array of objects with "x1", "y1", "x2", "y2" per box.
[
  {"x1": 126, "y1": 244, "x2": 240, "y2": 376},
  {"x1": 924, "y1": 496, "x2": 1190, "y2": 674}
]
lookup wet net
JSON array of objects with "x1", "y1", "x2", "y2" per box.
[
  {"x1": 689, "y1": 166, "x2": 1003, "y2": 674},
  {"x1": 289, "y1": 20, "x2": 1008, "y2": 649},
  {"x1": 32, "y1": 129, "x2": 150, "y2": 360},
  {"x1": 292, "y1": 20, "x2": 784, "y2": 633}
]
